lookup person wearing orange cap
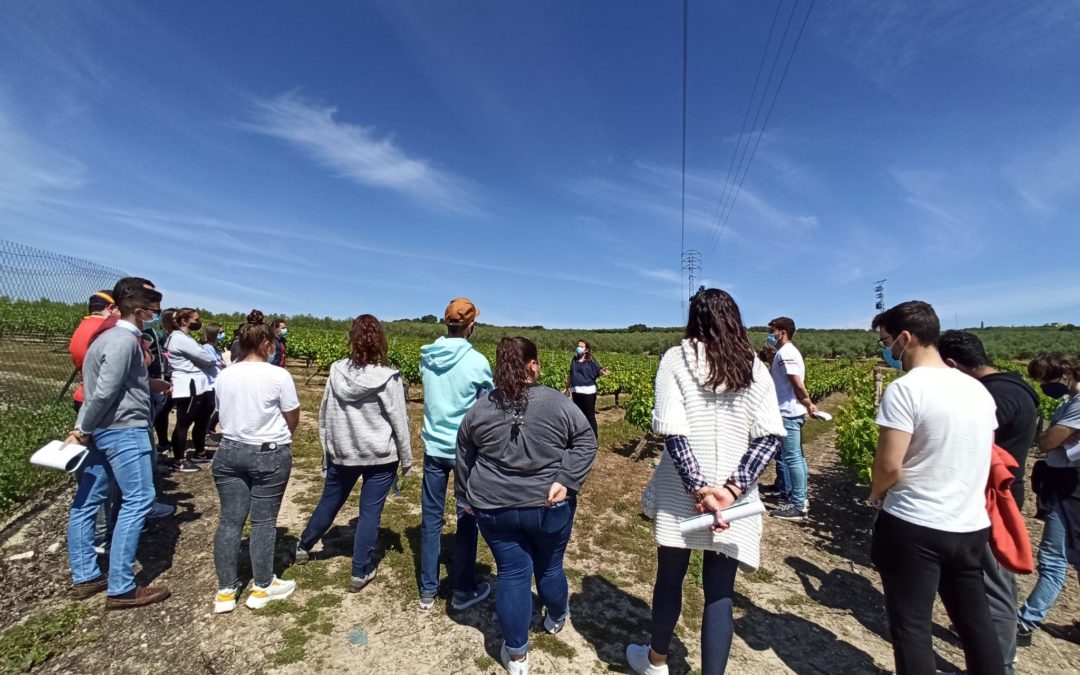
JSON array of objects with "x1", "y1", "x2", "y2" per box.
[
  {"x1": 70, "y1": 291, "x2": 121, "y2": 411},
  {"x1": 417, "y1": 297, "x2": 494, "y2": 611}
]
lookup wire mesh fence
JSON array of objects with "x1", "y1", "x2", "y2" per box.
[{"x1": 0, "y1": 239, "x2": 127, "y2": 407}]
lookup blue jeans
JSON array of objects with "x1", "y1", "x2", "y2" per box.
[
  {"x1": 212, "y1": 439, "x2": 293, "y2": 589},
  {"x1": 67, "y1": 427, "x2": 156, "y2": 595},
  {"x1": 419, "y1": 455, "x2": 479, "y2": 597},
  {"x1": 778, "y1": 416, "x2": 807, "y2": 509},
  {"x1": 299, "y1": 462, "x2": 398, "y2": 578},
  {"x1": 1018, "y1": 494, "x2": 1077, "y2": 628},
  {"x1": 476, "y1": 499, "x2": 576, "y2": 657}
]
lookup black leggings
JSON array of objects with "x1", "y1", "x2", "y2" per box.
[
  {"x1": 651, "y1": 546, "x2": 738, "y2": 675},
  {"x1": 871, "y1": 511, "x2": 1004, "y2": 675},
  {"x1": 571, "y1": 392, "x2": 598, "y2": 437},
  {"x1": 153, "y1": 396, "x2": 173, "y2": 450},
  {"x1": 171, "y1": 384, "x2": 215, "y2": 460}
]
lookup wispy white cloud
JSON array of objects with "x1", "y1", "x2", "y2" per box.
[
  {"x1": 1009, "y1": 125, "x2": 1080, "y2": 216},
  {"x1": 0, "y1": 107, "x2": 88, "y2": 204},
  {"x1": 817, "y1": 2, "x2": 1080, "y2": 86},
  {"x1": 241, "y1": 92, "x2": 484, "y2": 215}
]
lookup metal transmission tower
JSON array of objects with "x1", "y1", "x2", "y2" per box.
[
  {"x1": 873, "y1": 279, "x2": 887, "y2": 312},
  {"x1": 682, "y1": 249, "x2": 702, "y2": 302}
]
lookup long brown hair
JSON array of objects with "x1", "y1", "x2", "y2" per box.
[
  {"x1": 200, "y1": 323, "x2": 223, "y2": 346},
  {"x1": 495, "y1": 337, "x2": 538, "y2": 411},
  {"x1": 576, "y1": 339, "x2": 593, "y2": 361},
  {"x1": 685, "y1": 289, "x2": 754, "y2": 391},
  {"x1": 348, "y1": 315, "x2": 388, "y2": 367},
  {"x1": 1029, "y1": 352, "x2": 1080, "y2": 382}
]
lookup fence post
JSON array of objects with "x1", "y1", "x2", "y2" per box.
[{"x1": 873, "y1": 368, "x2": 883, "y2": 407}]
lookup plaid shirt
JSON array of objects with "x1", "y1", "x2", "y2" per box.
[{"x1": 664, "y1": 434, "x2": 782, "y2": 496}]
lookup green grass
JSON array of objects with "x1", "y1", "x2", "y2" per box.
[
  {"x1": 0, "y1": 604, "x2": 89, "y2": 673},
  {"x1": 0, "y1": 402, "x2": 77, "y2": 514}
]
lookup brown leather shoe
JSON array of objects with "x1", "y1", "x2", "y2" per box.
[
  {"x1": 105, "y1": 585, "x2": 171, "y2": 610},
  {"x1": 71, "y1": 576, "x2": 108, "y2": 599}
]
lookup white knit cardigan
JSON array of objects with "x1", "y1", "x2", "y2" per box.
[{"x1": 650, "y1": 339, "x2": 785, "y2": 570}]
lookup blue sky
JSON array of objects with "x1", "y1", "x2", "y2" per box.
[{"x1": 1, "y1": 1, "x2": 1079, "y2": 329}]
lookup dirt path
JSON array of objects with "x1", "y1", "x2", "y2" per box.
[{"x1": 1, "y1": 388, "x2": 1078, "y2": 674}]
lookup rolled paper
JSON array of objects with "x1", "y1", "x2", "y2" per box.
[
  {"x1": 678, "y1": 499, "x2": 767, "y2": 534},
  {"x1": 30, "y1": 440, "x2": 89, "y2": 473}
]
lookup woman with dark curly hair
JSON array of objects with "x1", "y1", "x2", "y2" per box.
[
  {"x1": 293, "y1": 315, "x2": 413, "y2": 593},
  {"x1": 626, "y1": 289, "x2": 785, "y2": 675},
  {"x1": 456, "y1": 337, "x2": 597, "y2": 674}
]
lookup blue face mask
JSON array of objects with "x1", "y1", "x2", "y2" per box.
[
  {"x1": 279, "y1": 328, "x2": 288, "y2": 337},
  {"x1": 216, "y1": 333, "x2": 226, "y2": 343},
  {"x1": 882, "y1": 337, "x2": 907, "y2": 371},
  {"x1": 144, "y1": 311, "x2": 161, "y2": 328},
  {"x1": 575, "y1": 346, "x2": 586, "y2": 356},
  {"x1": 766, "y1": 333, "x2": 778, "y2": 346}
]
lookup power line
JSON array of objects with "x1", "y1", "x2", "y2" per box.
[
  {"x1": 707, "y1": 0, "x2": 784, "y2": 240},
  {"x1": 705, "y1": 0, "x2": 816, "y2": 263},
  {"x1": 703, "y1": 0, "x2": 801, "y2": 261},
  {"x1": 679, "y1": 0, "x2": 689, "y2": 319}
]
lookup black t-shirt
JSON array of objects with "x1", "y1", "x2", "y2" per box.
[
  {"x1": 980, "y1": 371, "x2": 1039, "y2": 508},
  {"x1": 568, "y1": 358, "x2": 602, "y2": 389}
]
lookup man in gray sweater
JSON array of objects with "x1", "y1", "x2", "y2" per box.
[{"x1": 66, "y1": 278, "x2": 171, "y2": 609}]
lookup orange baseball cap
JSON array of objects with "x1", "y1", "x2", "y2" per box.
[{"x1": 444, "y1": 297, "x2": 479, "y2": 325}]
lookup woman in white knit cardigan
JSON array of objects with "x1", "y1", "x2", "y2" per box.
[{"x1": 627, "y1": 289, "x2": 786, "y2": 675}]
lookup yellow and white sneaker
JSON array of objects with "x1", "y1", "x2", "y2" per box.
[
  {"x1": 245, "y1": 576, "x2": 296, "y2": 610},
  {"x1": 214, "y1": 586, "x2": 240, "y2": 614}
]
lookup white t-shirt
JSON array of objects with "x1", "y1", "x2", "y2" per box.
[
  {"x1": 771, "y1": 343, "x2": 806, "y2": 417},
  {"x1": 875, "y1": 367, "x2": 997, "y2": 533},
  {"x1": 215, "y1": 361, "x2": 300, "y2": 444}
]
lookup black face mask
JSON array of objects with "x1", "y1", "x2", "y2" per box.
[
  {"x1": 1041, "y1": 382, "x2": 1070, "y2": 399},
  {"x1": 189, "y1": 320, "x2": 203, "y2": 332}
]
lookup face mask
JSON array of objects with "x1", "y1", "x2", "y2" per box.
[
  {"x1": 144, "y1": 311, "x2": 161, "y2": 328},
  {"x1": 279, "y1": 328, "x2": 288, "y2": 337},
  {"x1": 216, "y1": 333, "x2": 226, "y2": 343},
  {"x1": 766, "y1": 334, "x2": 779, "y2": 346},
  {"x1": 189, "y1": 320, "x2": 203, "y2": 332},
  {"x1": 1041, "y1": 382, "x2": 1070, "y2": 399},
  {"x1": 575, "y1": 346, "x2": 586, "y2": 356},
  {"x1": 882, "y1": 336, "x2": 907, "y2": 371}
]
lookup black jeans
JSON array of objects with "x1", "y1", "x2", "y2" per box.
[
  {"x1": 571, "y1": 392, "x2": 598, "y2": 437},
  {"x1": 171, "y1": 385, "x2": 214, "y2": 461},
  {"x1": 651, "y1": 546, "x2": 738, "y2": 675},
  {"x1": 871, "y1": 511, "x2": 1004, "y2": 675}
]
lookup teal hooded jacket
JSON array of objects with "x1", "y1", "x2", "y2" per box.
[{"x1": 420, "y1": 337, "x2": 494, "y2": 459}]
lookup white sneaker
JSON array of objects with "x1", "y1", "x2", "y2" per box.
[
  {"x1": 500, "y1": 643, "x2": 529, "y2": 674},
  {"x1": 626, "y1": 644, "x2": 668, "y2": 675},
  {"x1": 245, "y1": 576, "x2": 295, "y2": 609},
  {"x1": 544, "y1": 610, "x2": 568, "y2": 634},
  {"x1": 214, "y1": 586, "x2": 240, "y2": 614}
]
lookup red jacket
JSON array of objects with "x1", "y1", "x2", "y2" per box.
[
  {"x1": 69, "y1": 315, "x2": 117, "y2": 403},
  {"x1": 987, "y1": 445, "x2": 1034, "y2": 574}
]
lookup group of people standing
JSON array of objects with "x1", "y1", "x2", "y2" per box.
[{"x1": 63, "y1": 282, "x2": 1077, "y2": 674}]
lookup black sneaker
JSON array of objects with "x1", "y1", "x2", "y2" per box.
[
  {"x1": 759, "y1": 483, "x2": 782, "y2": 495},
  {"x1": 1016, "y1": 621, "x2": 1034, "y2": 647},
  {"x1": 175, "y1": 459, "x2": 201, "y2": 473},
  {"x1": 770, "y1": 504, "x2": 807, "y2": 521},
  {"x1": 190, "y1": 451, "x2": 214, "y2": 463}
]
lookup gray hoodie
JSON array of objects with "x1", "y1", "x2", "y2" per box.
[
  {"x1": 319, "y1": 359, "x2": 412, "y2": 471},
  {"x1": 455, "y1": 384, "x2": 596, "y2": 510}
]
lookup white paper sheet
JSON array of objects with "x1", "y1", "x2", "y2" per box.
[
  {"x1": 678, "y1": 499, "x2": 767, "y2": 534},
  {"x1": 30, "y1": 440, "x2": 89, "y2": 473},
  {"x1": 1065, "y1": 440, "x2": 1080, "y2": 464}
]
